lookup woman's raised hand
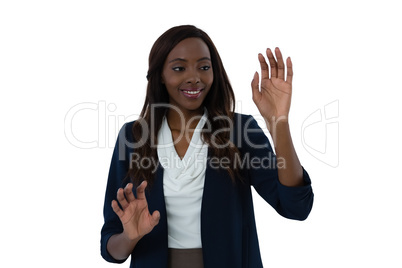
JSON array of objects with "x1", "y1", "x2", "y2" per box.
[
  {"x1": 251, "y1": 47, "x2": 293, "y2": 124},
  {"x1": 111, "y1": 181, "x2": 160, "y2": 241}
]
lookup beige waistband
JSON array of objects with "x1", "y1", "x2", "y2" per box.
[{"x1": 168, "y1": 248, "x2": 204, "y2": 268}]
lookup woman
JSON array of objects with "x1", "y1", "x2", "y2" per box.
[{"x1": 101, "y1": 25, "x2": 313, "y2": 268}]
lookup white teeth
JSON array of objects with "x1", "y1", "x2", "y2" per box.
[{"x1": 183, "y1": 90, "x2": 200, "y2": 95}]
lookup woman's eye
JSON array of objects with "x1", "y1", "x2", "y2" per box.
[
  {"x1": 172, "y1": 66, "x2": 210, "y2": 72},
  {"x1": 172, "y1": 67, "x2": 185, "y2": 71}
]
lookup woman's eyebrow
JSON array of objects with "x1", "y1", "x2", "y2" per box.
[
  {"x1": 197, "y1": 57, "x2": 211, "y2": 62},
  {"x1": 168, "y1": 57, "x2": 211, "y2": 63}
]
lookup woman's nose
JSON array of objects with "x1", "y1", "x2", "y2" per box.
[{"x1": 186, "y1": 69, "x2": 200, "y2": 84}]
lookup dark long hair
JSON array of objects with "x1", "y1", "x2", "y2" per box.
[{"x1": 128, "y1": 25, "x2": 240, "y2": 186}]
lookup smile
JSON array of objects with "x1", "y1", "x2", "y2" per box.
[
  {"x1": 180, "y1": 88, "x2": 203, "y2": 99},
  {"x1": 183, "y1": 90, "x2": 200, "y2": 95}
]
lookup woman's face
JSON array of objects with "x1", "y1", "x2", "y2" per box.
[{"x1": 162, "y1": 37, "x2": 213, "y2": 115}]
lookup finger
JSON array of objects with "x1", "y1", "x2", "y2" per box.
[
  {"x1": 251, "y1": 71, "x2": 260, "y2": 104},
  {"x1": 275, "y1": 47, "x2": 285, "y2": 80},
  {"x1": 150, "y1": 210, "x2": 160, "y2": 227},
  {"x1": 124, "y1": 183, "x2": 135, "y2": 202},
  {"x1": 258, "y1": 53, "x2": 269, "y2": 79},
  {"x1": 116, "y1": 188, "x2": 129, "y2": 209},
  {"x1": 286, "y1": 57, "x2": 293, "y2": 84},
  {"x1": 266, "y1": 48, "x2": 277, "y2": 78},
  {"x1": 111, "y1": 200, "x2": 124, "y2": 218},
  {"x1": 136, "y1": 181, "x2": 148, "y2": 200}
]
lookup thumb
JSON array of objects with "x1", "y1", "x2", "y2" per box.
[
  {"x1": 150, "y1": 210, "x2": 160, "y2": 227},
  {"x1": 251, "y1": 71, "x2": 260, "y2": 103}
]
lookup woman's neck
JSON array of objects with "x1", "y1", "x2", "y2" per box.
[{"x1": 166, "y1": 107, "x2": 204, "y2": 131}]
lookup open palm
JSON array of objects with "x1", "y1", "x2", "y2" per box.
[
  {"x1": 251, "y1": 47, "x2": 293, "y2": 123},
  {"x1": 111, "y1": 181, "x2": 160, "y2": 240}
]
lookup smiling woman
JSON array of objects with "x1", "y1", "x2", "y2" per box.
[
  {"x1": 132, "y1": 25, "x2": 239, "y2": 186},
  {"x1": 100, "y1": 25, "x2": 314, "y2": 268},
  {"x1": 161, "y1": 38, "x2": 214, "y2": 118}
]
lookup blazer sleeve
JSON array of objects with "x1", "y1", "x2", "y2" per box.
[
  {"x1": 100, "y1": 123, "x2": 132, "y2": 263},
  {"x1": 240, "y1": 115, "x2": 314, "y2": 221}
]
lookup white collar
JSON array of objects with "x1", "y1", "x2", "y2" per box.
[{"x1": 157, "y1": 109, "x2": 208, "y2": 180}]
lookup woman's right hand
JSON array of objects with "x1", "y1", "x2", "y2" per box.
[{"x1": 111, "y1": 181, "x2": 160, "y2": 241}]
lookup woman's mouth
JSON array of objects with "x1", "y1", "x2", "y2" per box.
[{"x1": 180, "y1": 88, "x2": 203, "y2": 99}]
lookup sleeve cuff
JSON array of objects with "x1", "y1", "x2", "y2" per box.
[
  {"x1": 276, "y1": 167, "x2": 314, "y2": 220},
  {"x1": 101, "y1": 232, "x2": 129, "y2": 264}
]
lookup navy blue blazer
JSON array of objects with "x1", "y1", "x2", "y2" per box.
[{"x1": 101, "y1": 113, "x2": 314, "y2": 267}]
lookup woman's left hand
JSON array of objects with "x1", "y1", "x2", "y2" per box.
[{"x1": 251, "y1": 47, "x2": 293, "y2": 125}]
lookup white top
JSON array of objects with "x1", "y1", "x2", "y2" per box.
[{"x1": 157, "y1": 111, "x2": 208, "y2": 249}]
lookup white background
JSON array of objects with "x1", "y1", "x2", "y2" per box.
[{"x1": 1, "y1": 0, "x2": 401, "y2": 267}]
